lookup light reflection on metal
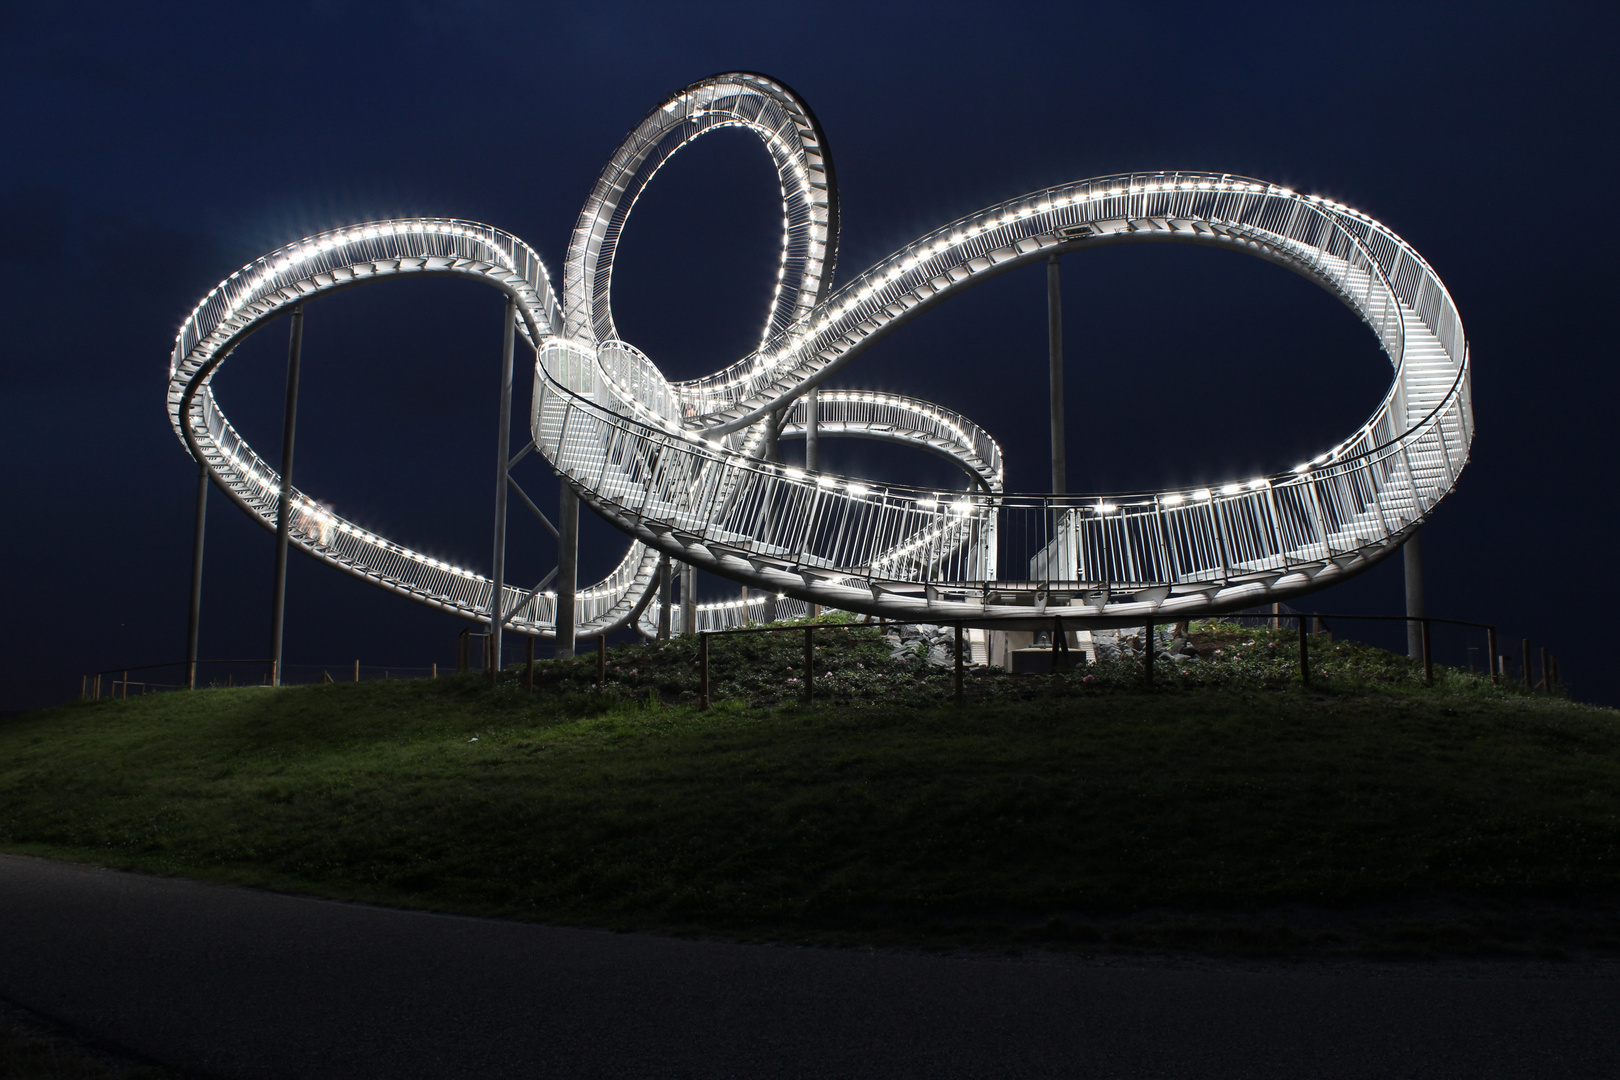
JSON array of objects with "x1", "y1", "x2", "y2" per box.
[{"x1": 168, "y1": 73, "x2": 1470, "y2": 634}]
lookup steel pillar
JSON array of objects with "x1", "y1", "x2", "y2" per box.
[
  {"x1": 489, "y1": 297, "x2": 517, "y2": 681},
  {"x1": 268, "y1": 305, "x2": 304, "y2": 687},
  {"x1": 759, "y1": 412, "x2": 781, "y2": 624},
  {"x1": 805, "y1": 387, "x2": 819, "y2": 471},
  {"x1": 681, "y1": 562, "x2": 697, "y2": 636},
  {"x1": 555, "y1": 484, "x2": 579, "y2": 657},
  {"x1": 1047, "y1": 253, "x2": 1065, "y2": 494},
  {"x1": 806, "y1": 387, "x2": 822, "y2": 618},
  {"x1": 186, "y1": 461, "x2": 207, "y2": 690},
  {"x1": 657, "y1": 554, "x2": 673, "y2": 640},
  {"x1": 1404, "y1": 527, "x2": 1425, "y2": 659},
  {"x1": 763, "y1": 407, "x2": 782, "y2": 463}
]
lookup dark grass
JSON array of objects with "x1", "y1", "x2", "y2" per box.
[{"x1": 4, "y1": 623, "x2": 1618, "y2": 958}]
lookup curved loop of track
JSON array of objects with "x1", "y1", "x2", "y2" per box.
[{"x1": 170, "y1": 73, "x2": 1470, "y2": 634}]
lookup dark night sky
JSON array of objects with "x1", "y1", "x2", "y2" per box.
[{"x1": 2, "y1": 1, "x2": 1615, "y2": 711}]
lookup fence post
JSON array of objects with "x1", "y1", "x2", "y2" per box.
[
  {"x1": 1540, "y1": 646, "x2": 1551, "y2": 692},
  {"x1": 804, "y1": 625, "x2": 814, "y2": 705},
  {"x1": 81, "y1": 675, "x2": 87, "y2": 701},
  {"x1": 1144, "y1": 623, "x2": 1154, "y2": 687},
  {"x1": 122, "y1": 671, "x2": 128, "y2": 700},
  {"x1": 1487, "y1": 626, "x2": 1499, "y2": 685},
  {"x1": 526, "y1": 635, "x2": 535, "y2": 691},
  {"x1": 1521, "y1": 639, "x2": 1531, "y2": 690},
  {"x1": 699, "y1": 633, "x2": 710, "y2": 710},
  {"x1": 1422, "y1": 619, "x2": 1433, "y2": 686},
  {"x1": 597, "y1": 634, "x2": 606, "y2": 685},
  {"x1": 1299, "y1": 616, "x2": 1309, "y2": 686},
  {"x1": 954, "y1": 624, "x2": 964, "y2": 705}
]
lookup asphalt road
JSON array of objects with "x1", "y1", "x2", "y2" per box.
[{"x1": 0, "y1": 854, "x2": 1615, "y2": 1079}]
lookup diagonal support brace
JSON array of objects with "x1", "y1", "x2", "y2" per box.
[
  {"x1": 500, "y1": 566, "x2": 560, "y2": 629},
  {"x1": 507, "y1": 439, "x2": 536, "y2": 471},
  {"x1": 507, "y1": 475, "x2": 559, "y2": 538}
]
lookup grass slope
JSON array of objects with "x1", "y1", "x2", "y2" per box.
[{"x1": 4, "y1": 624, "x2": 1618, "y2": 957}]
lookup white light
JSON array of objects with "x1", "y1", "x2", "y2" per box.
[
  {"x1": 784, "y1": 467, "x2": 805, "y2": 481},
  {"x1": 1098, "y1": 503, "x2": 1117, "y2": 514},
  {"x1": 1163, "y1": 493, "x2": 1184, "y2": 506},
  {"x1": 1220, "y1": 483, "x2": 1241, "y2": 495},
  {"x1": 1247, "y1": 479, "x2": 1269, "y2": 490},
  {"x1": 846, "y1": 483, "x2": 870, "y2": 497},
  {"x1": 1193, "y1": 489, "x2": 1212, "y2": 501}
]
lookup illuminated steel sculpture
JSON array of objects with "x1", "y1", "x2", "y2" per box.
[{"x1": 168, "y1": 72, "x2": 1471, "y2": 645}]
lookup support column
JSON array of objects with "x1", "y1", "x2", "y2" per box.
[
  {"x1": 760, "y1": 410, "x2": 780, "y2": 625},
  {"x1": 681, "y1": 562, "x2": 697, "y2": 636},
  {"x1": 1404, "y1": 527, "x2": 1425, "y2": 659},
  {"x1": 1047, "y1": 254, "x2": 1065, "y2": 495},
  {"x1": 657, "y1": 554, "x2": 673, "y2": 641},
  {"x1": 186, "y1": 461, "x2": 207, "y2": 690},
  {"x1": 555, "y1": 485, "x2": 579, "y2": 658},
  {"x1": 805, "y1": 388, "x2": 819, "y2": 472},
  {"x1": 490, "y1": 296, "x2": 517, "y2": 682},
  {"x1": 763, "y1": 408, "x2": 782, "y2": 463},
  {"x1": 268, "y1": 305, "x2": 304, "y2": 687},
  {"x1": 805, "y1": 388, "x2": 820, "y2": 619}
]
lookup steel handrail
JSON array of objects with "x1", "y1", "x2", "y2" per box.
[{"x1": 168, "y1": 75, "x2": 1470, "y2": 635}]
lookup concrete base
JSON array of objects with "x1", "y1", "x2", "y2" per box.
[
  {"x1": 1009, "y1": 648, "x2": 1089, "y2": 674},
  {"x1": 989, "y1": 629, "x2": 1093, "y2": 671}
]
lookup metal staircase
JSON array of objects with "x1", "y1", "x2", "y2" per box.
[{"x1": 167, "y1": 73, "x2": 1470, "y2": 639}]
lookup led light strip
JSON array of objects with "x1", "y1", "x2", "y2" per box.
[{"x1": 169, "y1": 74, "x2": 1470, "y2": 634}]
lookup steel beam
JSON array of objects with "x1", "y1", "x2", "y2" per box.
[
  {"x1": 805, "y1": 387, "x2": 819, "y2": 471},
  {"x1": 657, "y1": 554, "x2": 673, "y2": 641},
  {"x1": 681, "y1": 562, "x2": 697, "y2": 636},
  {"x1": 1047, "y1": 253, "x2": 1065, "y2": 495},
  {"x1": 555, "y1": 485, "x2": 579, "y2": 657},
  {"x1": 490, "y1": 296, "x2": 517, "y2": 681},
  {"x1": 1404, "y1": 527, "x2": 1425, "y2": 659},
  {"x1": 186, "y1": 461, "x2": 207, "y2": 690},
  {"x1": 268, "y1": 304, "x2": 304, "y2": 687}
]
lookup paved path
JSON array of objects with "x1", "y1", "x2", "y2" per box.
[{"x1": 0, "y1": 854, "x2": 1616, "y2": 1078}]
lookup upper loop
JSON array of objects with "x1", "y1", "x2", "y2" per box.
[{"x1": 562, "y1": 72, "x2": 839, "y2": 353}]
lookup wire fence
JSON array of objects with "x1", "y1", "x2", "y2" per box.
[
  {"x1": 80, "y1": 659, "x2": 450, "y2": 699},
  {"x1": 79, "y1": 606, "x2": 1565, "y2": 704}
]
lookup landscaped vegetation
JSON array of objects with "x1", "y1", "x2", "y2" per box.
[{"x1": 4, "y1": 621, "x2": 1617, "y2": 958}]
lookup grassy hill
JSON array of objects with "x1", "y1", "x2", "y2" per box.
[{"x1": 3, "y1": 622, "x2": 1617, "y2": 958}]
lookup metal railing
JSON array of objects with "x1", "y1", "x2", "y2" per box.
[
  {"x1": 167, "y1": 72, "x2": 1470, "y2": 637},
  {"x1": 778, "y1": 389, "x2": 1003, "y2": 492},
  {"x1": 527, "y1": 164, "x2": 1468, "y2": 624},
  {"x1": 167, "y1": 219, "x2": 663, "y2": 639}
]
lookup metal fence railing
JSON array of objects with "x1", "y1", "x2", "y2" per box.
[{"x1": 168, "y1": 170, "x2": 1470, "y2": 634}]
